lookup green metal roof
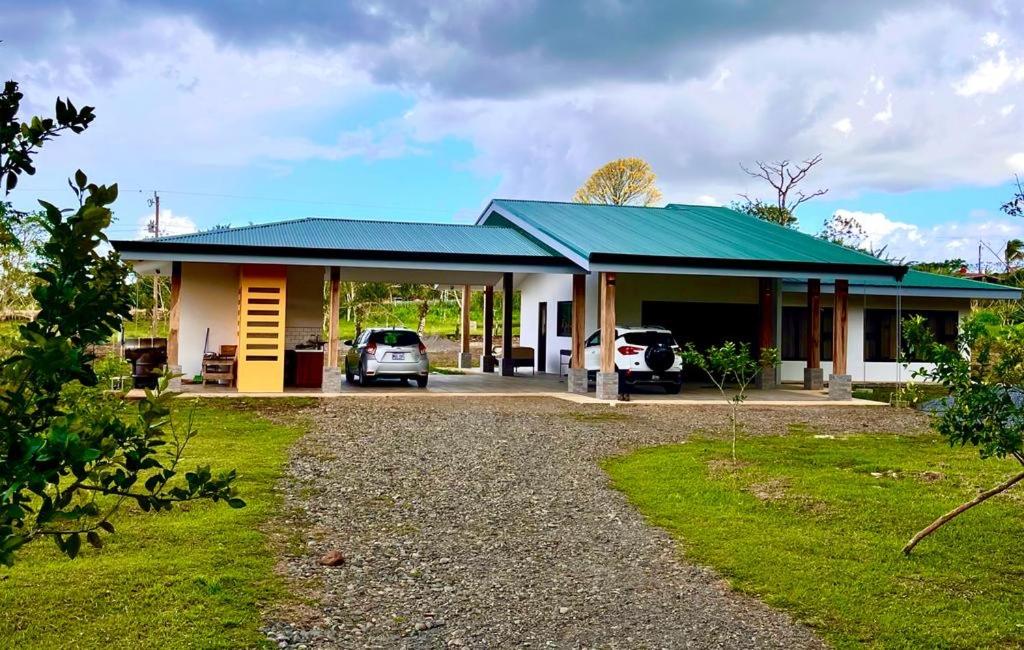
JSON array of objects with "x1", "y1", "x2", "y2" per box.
[
  {"x1": 113, "y1": 217, "x2": 559, "y2": 259},
  {"x1": 487, "y1": 199, "x2": 897, "y2": 272},
  {"x1": 860, "y1": 269, "x2": 1021, "y2": 295}
]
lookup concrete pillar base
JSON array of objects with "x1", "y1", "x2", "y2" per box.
[
  {"x1": 828, "y1": 374, "x2": 852, "y2": 400},
  {"x1": 322, "y1": 367, "x2": 342, "y2": 393},
  {"x1": 596, "y1": 371, "x2": 619, "y2": 401},
  {"x1": 567, "y1": 368, "x2": 589, "y2": 394},
  {"x1": 481, "y1": 355, "x2": 496, "y2": 373},
  {"x1": 167, "y1": 365, "x2": 182, "y2": 391},
  {"x1": 457, "y1": 352, "x2": 473, "y2": 369},
  {"x1": 755, "y1": 366, "x2": 777, "y2": 390},
  {"x1": 501, "y1": 358, "x2": 515, "y2": 377},
  {"x1": 803, "y1": 367, "x2": 824, "y2": 390}
]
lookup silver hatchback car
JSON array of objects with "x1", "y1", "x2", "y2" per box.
[{"x1": 344, "y1": 328, "x2": 429, "y2": 387}]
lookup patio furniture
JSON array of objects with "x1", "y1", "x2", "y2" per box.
[
  {"x1": 493, "y1": 345, "x2": 535, "y2": 374},
  {"x1": 202, "y1": 344, "x2": 237, "y2": 386},
  {"x1": 124, "y1": 345, "x2": 167, "y2": 389},
  {"x1": 559, "y1": 348, "x2": 571, "y2": 380}
]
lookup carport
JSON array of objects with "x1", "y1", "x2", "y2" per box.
[{"x1": 112, "y1": 217, "x2": 578, "y2": 393}]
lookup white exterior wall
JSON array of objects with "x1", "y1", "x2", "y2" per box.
[
  {"x1": 518, "y1": 273, "x2": 575, "y2": 373},
  {"x1": 284, "y1": 265, "x2": 326, "y2": 348},
  {"x1": 178, "y1": 262, "x2": 239, "y2": 377},
  {"x1": 517, "y1": 271, "x2": 973, "y2": 384}
]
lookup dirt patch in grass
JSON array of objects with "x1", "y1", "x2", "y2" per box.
[{"x1": 745, "y1": 478, "x2": 792, "y2": 502}]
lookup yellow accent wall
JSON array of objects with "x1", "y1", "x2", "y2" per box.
[{"x1": 236, "y1": 264, "x2": 287, "y2": 393}]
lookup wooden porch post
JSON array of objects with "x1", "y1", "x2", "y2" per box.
[
  {"x1": 596, "y1": 271, "x2": 618, "y2": 399},
  {"x1": 501, "y1": 272, "x2": 515, "y2": 376},
  {"x1": 566, "y1": 273, "x2": 588, "y2": 394},
  {"x1": 459, "y1": 284, "x2": 472, "y2": 369},
  {"x1": 832, "y1": 279, "x2": 849, "y2": 376},
  {"x1": 599, "y1": 272, "x2": 616, "y2": 372},
  {"x1": 326, "y1": 267, "x2": 341, "y2": 368},
  {"x1": 167, "y1": 261, "x2": 182, "y2": 371},
  {"x1": 804, "y1": 278, "x2": 823, "y2": 390},
  {"x1": 482, "y1": 285, "x2": 495, "y2": 372}
]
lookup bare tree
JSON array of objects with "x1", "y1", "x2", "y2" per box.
[{"x1": 740, "y1": 154, "x2": 829, "y2": 214}]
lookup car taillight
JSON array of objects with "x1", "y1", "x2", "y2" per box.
[
  {"x1": 418, "y1": 342, "x2": 427, "y2": 354},
  {"x1": 365, "y1": 342, "x2": 377, "y2": 355},
  {"x1": 617, "y1": 345, "x2": 643, "y2": 356}
]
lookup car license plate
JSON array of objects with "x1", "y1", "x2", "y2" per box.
[
  {"x1": 391, "y1": 353, "x2": 405, "y2": 361},
  {"x1": 651, "y1": 374, "x2": 660, "y2": 380}
]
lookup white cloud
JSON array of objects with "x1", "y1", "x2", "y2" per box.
[
  {"x1": 872, "y1": 94, "x2": 893, "y2": 123},
  {"x1": 983, "y1": 31, "x2": 1003, "y2": 48},
  {"x1": 832, "y1": 117, "x2": 854, "y2": 135},
  {"x1": 954, "y1": 50, "x2": 1024, "y2": 96},
  {"x1": 831, "y1": 209, "x2": 1024, "y2": 263},
  {"x1": 1000, "y1": 103, "x2": 1015, "y2": 116},
  {"x1": 710, "y1": 67, "x2": 731, "y2": 91},
  {"x1": 693, "y1": 194, "x2": 721, "y2": 206},
  {"x1": 135, "y1": 209, "x2": 197, "y2": 239},
  {"x1": 1008, "y1": 152, "x2": 1024, "y2": 172}
]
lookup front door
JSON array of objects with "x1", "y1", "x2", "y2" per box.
[{"x1": 537, "y1": 301, "x2": 548, "y2": 373}]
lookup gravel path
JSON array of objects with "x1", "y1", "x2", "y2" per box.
[{"x1": 265, "y1": 398, "x2": 929, "y2": 648}]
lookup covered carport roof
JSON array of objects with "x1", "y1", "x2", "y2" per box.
[{"x1": 111, "y1": 216, "x2": 580, "y2": 286}]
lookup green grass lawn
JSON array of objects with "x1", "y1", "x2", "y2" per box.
[
  {"x1": 0, "y1": 398, "x2": 312, "y2": 649},
  {"x1": 604, "y1": 430, "x2": 1024, "y2": 649}
]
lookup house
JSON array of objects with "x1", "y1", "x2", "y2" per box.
[{"x1": 111, "y1": 200, "x2": 1019, "y2": 397}]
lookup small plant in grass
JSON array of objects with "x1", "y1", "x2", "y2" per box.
[
  {"x1": 900, "y1": 314, "x2": 1024, "y2": 554},
  {"x1": 681, "y1": 342, "x2": 779, "y2": 461}
]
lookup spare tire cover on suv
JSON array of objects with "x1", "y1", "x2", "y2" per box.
[{"x1": 645, "y1": 343, "x2": 675, "y2": 373}]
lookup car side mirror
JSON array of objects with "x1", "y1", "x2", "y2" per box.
[{"x1": 343, "y1": 340, "x2": 353, "y2": 346}]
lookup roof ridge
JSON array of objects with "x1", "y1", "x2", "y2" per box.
[
  {"x1": 152, "y1": 215, "x2": 507, "y2": 242},
  {"x1": 494, "y1": 198, "x2": 668, "y2": 209}
]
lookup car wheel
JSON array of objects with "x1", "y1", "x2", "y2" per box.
[
  {"x1": 664, "y1": 382, "x2": 682, "y2": 395},
  {"x1": 344, "y1": 362, "x2": 354, "y2": 384},
  {"x1": 416, "y1": 375, "x2": 428, "y2": 388}
]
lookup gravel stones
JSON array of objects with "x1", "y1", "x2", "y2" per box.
[{"x1": 265, "y1": 398, "x2": 928, "y2": 648}]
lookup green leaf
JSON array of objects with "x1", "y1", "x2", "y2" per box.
[
  {"x1": 227, "y1": 498, "x2": 247, "y2": 509},
  {"x1": 98, "y1": 521, "x2": 115, "y2": 534},
  {"x1": 65, "y1": 533, "x2": 81, "y2": 559},
  {"x1": 86, "y1": 531, "x2": 103, "y2": 549}
]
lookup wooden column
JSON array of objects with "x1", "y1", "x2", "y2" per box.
[
  {"x1": 166, "y1": 261, "x2": 182, "y2": 367},
  {"x1": 599, "y1": 272, "x2": 616, "y2": 372},
  {"x1": 501, "y1": 272, "x2": 514, "y2": 376},
  {"x1": 832, "y1": 279, "x2": 849, "y2": 376},
  {"x1": 326, "y1": 267, "x2": 341, "y2": 368},
  {"x1": 482, "y1": 285, "x2": 495, "y2": 372},
  {"x1": 806, "y1": 278, "x2": 821, "y2": 369},
  {"x1": 571, "y1": 274, "x2": 586, "y2": 369},
  {"x1": 460, "y1": 285, "x2": 471, "y2": 354},
  {"x1": 758, "y1": 278, "x2": 775, "y2": 354}
]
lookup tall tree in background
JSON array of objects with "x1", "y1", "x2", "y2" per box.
[
  {"x1": 736, "y1": 154, "x2": 828, "y2": 228},
  {"x1": 1002, "y1": 174, "x2": 1023, "y2": 218},
  {"x1": 573, "y1": 157, "x2": 662, "y2": 206}
]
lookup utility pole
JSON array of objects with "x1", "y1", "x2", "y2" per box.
[
  {"x1": 148, "y1": 191, "x2": 161, "y2": 340},
  {"x1": 978, "y1": 242, "x2": 983, "y2": 275}
]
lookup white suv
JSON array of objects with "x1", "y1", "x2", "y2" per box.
[{"x1": 584, "y1": 326, "x2": 683, "y2": 394}]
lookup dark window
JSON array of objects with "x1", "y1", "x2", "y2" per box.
[
  {"x1": 622, "y1": 331, "x2": 677, "y2": 347},
  {"x1": 369, "y1": 330, "x2": 421, "y2": 346},
  {"x1": 781, "y1": 307, "x2": 834, "y2": 361},
  {"x1": 585, "y1": 331, "x2": 600, "y2": 347},
  {"x1": 864, "y1": 309, "x2": 958, "y2": 362},
  {"x1": 556, "y1": 301, "x2": 572, "y2": 337}
]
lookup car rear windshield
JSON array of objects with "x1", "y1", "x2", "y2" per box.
[
  {"x1": 369, "y1": 331, "x2": 421, "y2": 347},
  {"x1": 622, "y1": 331, "x2": 676, "y2": 347}
]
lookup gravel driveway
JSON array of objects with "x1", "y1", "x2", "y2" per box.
[{"x1": 266, "y1": 398, "x2": 928, "y2": 648}]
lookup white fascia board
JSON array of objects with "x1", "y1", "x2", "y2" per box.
[
  {"x1": 118, "y1": 250, "x2": 578, "y2": 276},
  {"x1": 480, "y1": 204, "x2": 591, "y2": 271}
]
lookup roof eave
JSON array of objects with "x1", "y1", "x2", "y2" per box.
[{"x1": 587, "y1": 252, "x2": 907, "y2": 280}]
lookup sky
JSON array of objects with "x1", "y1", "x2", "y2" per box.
[{"x1": 3, "y1": 1, "x2": 1024, "y2": 267}]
